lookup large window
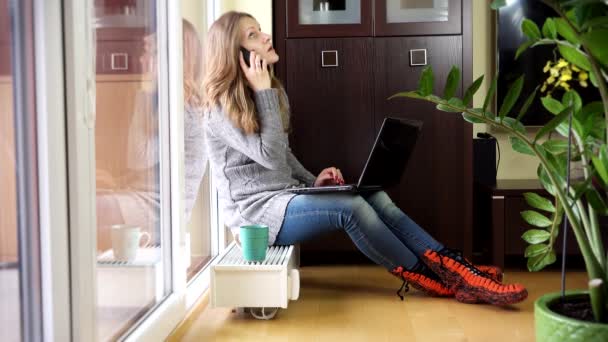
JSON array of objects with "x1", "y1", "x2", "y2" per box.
[{"x1": 92, "y1": 1, "x2": 172, "y2": 339}]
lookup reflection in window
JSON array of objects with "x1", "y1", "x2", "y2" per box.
[
  {"x1": 93, "y1": 0, "x2": 168, "y2": 340},
  {"x1": 181, "y1": 18, "x2": 212, "y2": 282}
]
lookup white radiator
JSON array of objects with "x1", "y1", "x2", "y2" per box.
[{"x1": 211, "y1": 242, "x2": 300, "y2": 314}]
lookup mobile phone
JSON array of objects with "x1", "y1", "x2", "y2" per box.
[{"x1": 240, "y1": 47, "x2": 251, "y2": 67}]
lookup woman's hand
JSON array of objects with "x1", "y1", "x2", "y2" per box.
[
  {"x1": 314, "y1": 167, "x2": 345, "y2": 187},
  {"x1": 239, "y1": 50, "x2": 271, "y2": 92}
]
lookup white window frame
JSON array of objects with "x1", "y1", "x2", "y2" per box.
[
  {"x1": 63, "y1": 0, "x2": 187, "y2": 340},
  {"x1": 34, "y1": 0, "x2": 72, "y2": 340},
  {"x1": 184, "y1": 0, "x2": 226, "y2": 309}
]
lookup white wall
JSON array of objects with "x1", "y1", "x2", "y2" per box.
[
  {"x1": 218, "y1": 0, "x2": 273, "y2": 33},
  {"x1": 472, "y1": 1, "x2": 539, "y2": 180}
]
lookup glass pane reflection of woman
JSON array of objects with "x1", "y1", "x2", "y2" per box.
[{"x1": 96, "y1": 19, "x2": 207, "y2": 252}]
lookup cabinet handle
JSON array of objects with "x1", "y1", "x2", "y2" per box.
[
  {"x1": 110, "y1": 52, "x2": 129, "y2": 71},
  {"x1": 321, "y1": 50, "x2": 338, "y2": 68},
  {"x1": 409, "y1": 49, "x2": 427, "y2": 66}
]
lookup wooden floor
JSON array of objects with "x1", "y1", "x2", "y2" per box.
[{"x1": 170, "y1": 266, "x2": 588, "y2": 342}]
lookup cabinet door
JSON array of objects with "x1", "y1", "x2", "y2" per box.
[
  {"x1": 286, "y1": 38, "x2": 375, "y2": 183},
  {"x1": 286, "y1": 0, "x2": 373, "y2": 38},
  {"x1": 374, "y1": 36, "x2": 469, "y2": 251},
  {"x1": 96, "y1": 28, "x2": 147, "y2": 74},
  {"x1": 375, "y1": 0, "x2": 461, "y2": 36}
]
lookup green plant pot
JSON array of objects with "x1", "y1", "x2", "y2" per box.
[{"x1": 535, "y1": 291, "x2": 608, "y2": 342}]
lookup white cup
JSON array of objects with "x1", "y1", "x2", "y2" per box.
[{"x1": 111, "y1": 224, "x2": 151, "y2": 262}]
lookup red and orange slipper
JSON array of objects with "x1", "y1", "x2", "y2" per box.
[
  {"x1": 422, "y1": 250, "x2": 527, "y2": 305},
  {"x1": 391, "y1": 266, "x2": 454, "y2": 298},
  {"x1": 476, "y1": 265, "x2": 503, "y2": 283},
  {"x1": 401, "y1": 269, "x2": 455, "y2": 297}
]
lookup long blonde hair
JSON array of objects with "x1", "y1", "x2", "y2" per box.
[
  {"x1": 202, "y1": 11, "x2": 288, "y2": 134},
  {"x1": 183, "y1": 19, "x2": 203, "y2": 109}
]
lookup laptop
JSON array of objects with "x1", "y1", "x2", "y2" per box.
[{"x1": 287, "y1": 117, "x2": 423, "y2": 194}]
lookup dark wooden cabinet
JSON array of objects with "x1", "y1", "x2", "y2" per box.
[
  {"x1": 374, "y1": 36, "x2": 468, "y2": 248},
  {"x1": 286, "y1": 38, "x2": 375, "y2": 181},
  {"x1": 286, "y1": 0, "x2": 373, "y2": 38},
  {"x1": 474, "y1": 180, "x2": 608, "y2": 268},
  {"x1": 274, "y1": 0, "x2": 473, "y2": 263},
  {"x1": 374, "y1": 0, "x2": 462, "y2": 36},
  {"x1": 285, "y1": 0, "x2": 461, "y2": 38}
]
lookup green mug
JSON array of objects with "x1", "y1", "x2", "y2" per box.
[{"x1": 238, "y1": 225, "x2": 269, "y2": 262}]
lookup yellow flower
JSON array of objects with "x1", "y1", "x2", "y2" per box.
[
  {"x1": 541, "y1": 83, "x2": 548, "y2": 92},
  {"x1": 547, "y1": 76, "x2": 556, "y2": 84},
  {"x1": 550, "y1": 67, "x2": 560, "y2": 77},
  {"x1": 571, "y1": 64, "x2": 581, "y2": 72},
  {"x1": 580, "y1": 80, "x2": 588, "y2": 88},
  {"x1": 560, "y1": 81, "x2": 571, "y2": 90},
  {"x1": 556, "y1": 59, "x2": 568, "y2": 68},
  {"x1": 543, "y1": 61, "x2": 552, "y2": 73},
  {"x1": 560, "y1": 73, "x2": 572, "y2": 82},
  {"x1": 579, "y1": 71, "x2": 589, "y2": 81}
]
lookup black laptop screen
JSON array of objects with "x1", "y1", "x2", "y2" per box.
[{"x1": 357, "y1": 117, "x2": 422, "y2": 189}]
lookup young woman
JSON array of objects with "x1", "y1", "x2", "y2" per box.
[{"x1": 202, "y1": 11, "x2": 527, "y2": 305}]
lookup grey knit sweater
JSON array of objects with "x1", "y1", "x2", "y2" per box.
[{"x1": 203, "y1": 89, "x2": 317, "y2": 245}]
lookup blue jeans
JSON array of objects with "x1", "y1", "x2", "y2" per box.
[{"x1": 274, "y1": 191, "x2": 443, "y2": 271}]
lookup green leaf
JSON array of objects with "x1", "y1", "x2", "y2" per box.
[
  {"x1": 590, "y1": 70, "x2": 599, "y2": 87},
  {"x1": 525, "y1": 244, "x2": 549, "y2": 258},
  {"x1": 462, "y1": 112, "x2": 485, "y2": 124},
  {"x1": 582, "y1": 16, "x2": 608, "y2": 30},
  {"x1": 581, "y1": 101, "x2": 605, "y2": 118},
  {"x1": 521, "y1": 211, "x2": 553, "y2": 228},
  {"x1": 462, "y1": 75, "x2": 484, "y2": 106},
  {"x1": 542, "y1": 18, "x2": 557, "y2": 39},
  {"x1": 586, "y1": 188, "x2": 608, "y2": 215},
  {"x1": 437, "y1": 103, "x2": 462, "y2": 113},
  {"x1": 483, "y1": 75, "x2": 498, "y2": 112},
  {"x1": 592, "y1": 145, "x2": 608, "y2": 185},
  {"x1": 443, "y1": 66, "x2": 460, "y2": 100},
  {"x1": 538, "y1": 164, "x2": 557, "y2": 196},
  {"x1": 388, "y1": 91, "x2": 422, "y2": 100},
  {"x1": 521, "y1": 229, "x2": 550, "y2": 246},
  {"x1": 534, "y1": 105, "x2": 572, "y2": 143},
  {"x1": 490, "y1": 0, "x2": 507, "y2": 9},
  {"x1": 541, "y1": 96, "x2": 565, "y2": 115},
  {"x1": 522, "y1": 18, "x2": 542, "y2": 40},
  {"x1": 581, "y1": 29, "x2": 608, "y2": 69},
  {"x1": 523, "y1": 192, "x2": 556, "y2": 212},
  {"x1": 555, "y1": 116, "x2": 584, "y2": 139},
  {"x1": 555, "y1": 18, "x2": 580, "y2": 45},
  {"x1": 562, "y1": 90, "x2": 582, "y2": 115},
  {"x1": 558, "y1": 45, "x2": 592, "y2": 71},
  {"x1": 515, "y1": 41, "x2": 534, "y2": 60},
  {"x1": 542, "y1": 139, "x2": 569, "y2": 155},
  {"x1": 516, "y1": 85, "x2": 539, "y2": 121},
  {"x1": 527, "y1": 250, "x2": 557, "y2": 271},
  {"x1": 448, "y1": 97, "x2": 465, "y2": 108},
  {"x1": 499, "y1": 75, "x2": 524, "y2": 119},
  {"x1": 418, "y1": 66, "x2": 434, "y2": 96},
  {"x1": 502, "y1": 117, "x2": 526, "y2": 134},
  {"x1": 510, "y1": 136, "x2": 535, "y2": 156}
]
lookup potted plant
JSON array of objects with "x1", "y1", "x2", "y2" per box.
[{"x1": 390, "y1": 0, "x2": 608, "y2": 339}]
